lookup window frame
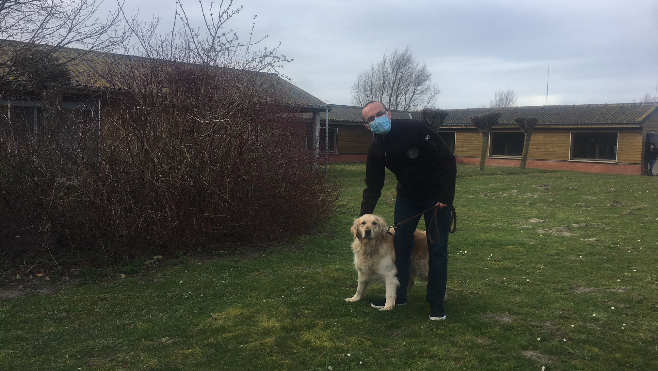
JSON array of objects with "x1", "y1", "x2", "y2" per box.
[
  {"x1": 319, "y1": 126, "x2": 338, "y2": 154},
  {"x1": 1, "y1": 101, "x2": 42, "y2": 140},
  {"x1": 489, "y1": 131, "x2": 525, "y2": 158},
  {"x1": 437, "y1": 131, "x2": 456, "y2": 155},
  {"x1": 569, "y1": 131, "x2": 619, "y2": 162}
]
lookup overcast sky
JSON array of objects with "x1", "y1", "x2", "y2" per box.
[{"x1": 118, "y1": 0, "x2": 658, "y2": 109}]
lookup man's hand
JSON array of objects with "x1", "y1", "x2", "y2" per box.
[{"x1": 435, "y1": 201, "x2": 448, "y2": 210}]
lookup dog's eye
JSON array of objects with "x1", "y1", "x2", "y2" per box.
[
  {"x1": 361, "y1": 221, "x2": 366, "y2": 225},
  {"x1": 372, "y1": 221, "x2": 378, "y2": 225}
]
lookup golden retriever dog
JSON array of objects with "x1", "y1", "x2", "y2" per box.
[{"x1": 345, "y1": 214, "x2": 429, "y2": 310}]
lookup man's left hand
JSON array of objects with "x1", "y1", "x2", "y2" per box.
[{"x1": 435, "y1": 202, "x2": 448, "y2": 210}]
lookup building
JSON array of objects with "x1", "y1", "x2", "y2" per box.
[
  {"x1": 320, "y1": 103, "x2": 658, "y2": 176},
  {"x1": 0, "y1": 39, "x2": 330, "y2": 156}
]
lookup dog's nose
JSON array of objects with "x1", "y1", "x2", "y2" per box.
[{"x1": 364, "y1": 228, "x2": 372, "y2": 237}]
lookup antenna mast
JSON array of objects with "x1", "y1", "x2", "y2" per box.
[{"x1": 545, "y1": 65, "x2": 550, "y2": 106}]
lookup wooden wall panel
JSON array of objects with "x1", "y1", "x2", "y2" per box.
[
  {"x1": 526, "y1": 131, "x2": 571, "y2": 161},
  {"x1": 617, "y1": 131, "x2": 643, "y2": 164},
  {"x1": 454, "y1": 132, "x2": 482, "y2": 157},
  {"x1": 336, "y1": 125, "x2": 373, "y2": 154},
  {"x1": 337, "y1": 125, "x2": 645, "y2": 164},
  {"x1": 643, "y1": 111, "x2": 658, "y2": 133},
  {"x1": 454, "y1": 130, "x2": 573, "y2": 160}
]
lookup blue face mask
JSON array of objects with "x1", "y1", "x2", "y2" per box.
[{"x1": 369, "y1": 115, "x2": 391, "y2": 135}]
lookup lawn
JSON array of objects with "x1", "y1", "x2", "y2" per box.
[{"x1": 1, "y1": 164, "x2": 657, "y2": 370}]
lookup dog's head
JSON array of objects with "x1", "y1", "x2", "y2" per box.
[{"x1": 352, "y1": 214, "x2": 388, "y2": 241}]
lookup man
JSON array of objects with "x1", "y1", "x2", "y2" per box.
[
  {"x1": 359, "y1": 101, "x2": 457, "y2": 321},
  {"x1": 647, "y1": 142, "x2": 657, "y2": 175}
]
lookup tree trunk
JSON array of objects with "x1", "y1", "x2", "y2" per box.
[
  {"x1": 479, "y1": 132, "x2": 489, "y2": 171},
  {"x1": 519, "y1": 132, "x2": 532, "y2": 170}
]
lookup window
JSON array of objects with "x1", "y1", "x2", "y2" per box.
[
  {"x1": 437, "y1": 131, "x2": 456, "y2": 154},
  {"x1": 570, "y1": 132, "x2": 617, "y2": 161},
  {"x1": 319, "y1": 127, "x2": 338, "y2": 153},
  {"x1": 1, "y1": 103, "x2": 42, "y2": 140},
  {"x1": 490, "y1": 132, "x2": 524, "y2": 157}
]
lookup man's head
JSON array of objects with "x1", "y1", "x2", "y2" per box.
[{"x1": 362, "y1": 101, "x2": 391, "y2": 131}]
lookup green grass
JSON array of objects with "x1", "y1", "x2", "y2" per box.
[{"x1": 2, "y1": 164, "x2": 658, "y2": 370}]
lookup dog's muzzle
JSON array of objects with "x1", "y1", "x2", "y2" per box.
[{"x1": 363, "y1": 228, "x2": 373, "y2": 239}]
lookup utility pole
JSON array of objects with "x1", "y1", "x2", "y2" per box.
[{"x1": 545, "y1": 65, "x2": 550, "y2": 106}]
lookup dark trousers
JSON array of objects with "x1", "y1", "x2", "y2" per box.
[
  {"x1": 649, "y1": 159, "x2": 656, "y2": 175},
  {"x1": 393, "y1": 195, "x2": 451, "y2": 304}
]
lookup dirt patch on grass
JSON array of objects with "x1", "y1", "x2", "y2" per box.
[
  {"x1": 0, "y1": 278, "x2": 70, "y2": 299},
  {"x1": 521, "y1": 350, "x2": 557, "y2": 364},
  {"x1": 571, "y1": 286, "x2": 598, "y2": 294},
  {"x1": 601, "y1": 301, "x2": 629, "y2": 308},
  {"x1": 476, "y1": 337, "x2": 491, "y2": 345},
  {"x1": 607, "y1": 287, "x2": 630, "y2": 293},
  {"x1": 537, "y1": 227, "x2": 573, "y2": 236},
  {"x1": 571, "y1": 286, "x2": 631, "y2": 295},
  {"x1": 481, "y1": 312, "x2": 515, "y2": 323}
]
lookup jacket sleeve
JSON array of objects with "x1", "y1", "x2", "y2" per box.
[
  {"x1": 418, "y1": 122, "x2": 457, "y2": 205},
  {"x1": 359, "y1": 142, "x2": 386, "y2": 216}
]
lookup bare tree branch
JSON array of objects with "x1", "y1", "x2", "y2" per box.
[
  {"x1": 513, "y1": 116, "x2": 538, "y2": 170},
  {"x1": 420, "y1": 108, "x2": 448, "y2": 132},
  {"x1": 351, "y1": 47, "x2": 439, "y2": 111},
  {"x1": 0, "y1": 0, "x2": 126, "y2": 50},
  {"x1": 0, "y1": 0, "x2": 127, "y2": 88},
  {"x1": 120, "y1": 0, "x2": 290, "y2": 74},
  {"x1": 490, "y1": 88, "x2": 517, "y2": 108},
  {"x1": 470, "y1": 112, "x2": 501, "y2": 171}
]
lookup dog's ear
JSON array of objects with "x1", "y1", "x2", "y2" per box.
[
  {"x1": 376, "y1": 215, "x2": 387, "y2": 234},
  {"x1": 352, "y1": 218, "x2": 362, "y2": 240}
]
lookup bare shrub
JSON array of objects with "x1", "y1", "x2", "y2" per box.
[
  {"x1": 1, "y1": 61, "x2": 337, "y2": 267},
  {"x1": 1, "y1": 0, "x2": 336, "y2": 268}
]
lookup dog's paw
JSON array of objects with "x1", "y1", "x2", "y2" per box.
[
  {"x1": 345, "y1": 296, "x2": 359, "y2": 302},
  {"x1": 379, "y1": 305, "x2": 394, "y2": 311}
]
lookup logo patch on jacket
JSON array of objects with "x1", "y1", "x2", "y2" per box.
[{"x1": 407, "y1": 148, "x2": 419, "y2": 159}]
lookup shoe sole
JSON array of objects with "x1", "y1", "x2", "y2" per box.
[{"x1": 429, "y1": 315, "x2": 446, "y2": 321}]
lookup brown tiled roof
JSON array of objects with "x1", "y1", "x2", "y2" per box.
[
  {"x1": 0, "y1": 39, "x2": 326, "y2": 108},
  {"x1": 424, "y1": 104, "x2": 658, "y2": 127},
  {"x1": 321, "y1": 104, "x2": 413, "y2": 123},
  {"x1": 321, "y1": 103, "x2": 658, "y2": 127}
]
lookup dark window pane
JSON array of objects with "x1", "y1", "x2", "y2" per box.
[
  {"x1": 319, "y1": 127, "x2": 337, "y2": 153},
  {"x1": 490, "y1": 132, "x2": 524, "y2": 157},
  {"x1": 8, "y1": 105, "x2": 40, "y2": 140},
  {"x1": 571, "y1": 132, "x2": 617, "y2": 160},
  {"x1": 438, "y1": 131, "x2": 456, "y2": 154}
]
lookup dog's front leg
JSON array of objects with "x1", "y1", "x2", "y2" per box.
[
  {"x1": 345, "y1": 270, "x2": 369, "y2": 302},
  {"x1": 381, "y1": 273, "x2": 400, "y2": 311}
]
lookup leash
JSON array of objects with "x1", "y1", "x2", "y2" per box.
[{"x1": 387, "y1": 205, "x2": 457, "y2": 243}]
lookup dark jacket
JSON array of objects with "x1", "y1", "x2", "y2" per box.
[
  {"x1": 647, "y1": 146, "x2": 658, "y2": 161},
  {"x1": 360, "y1": 119, "x2": 457, "y2": 216}
]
